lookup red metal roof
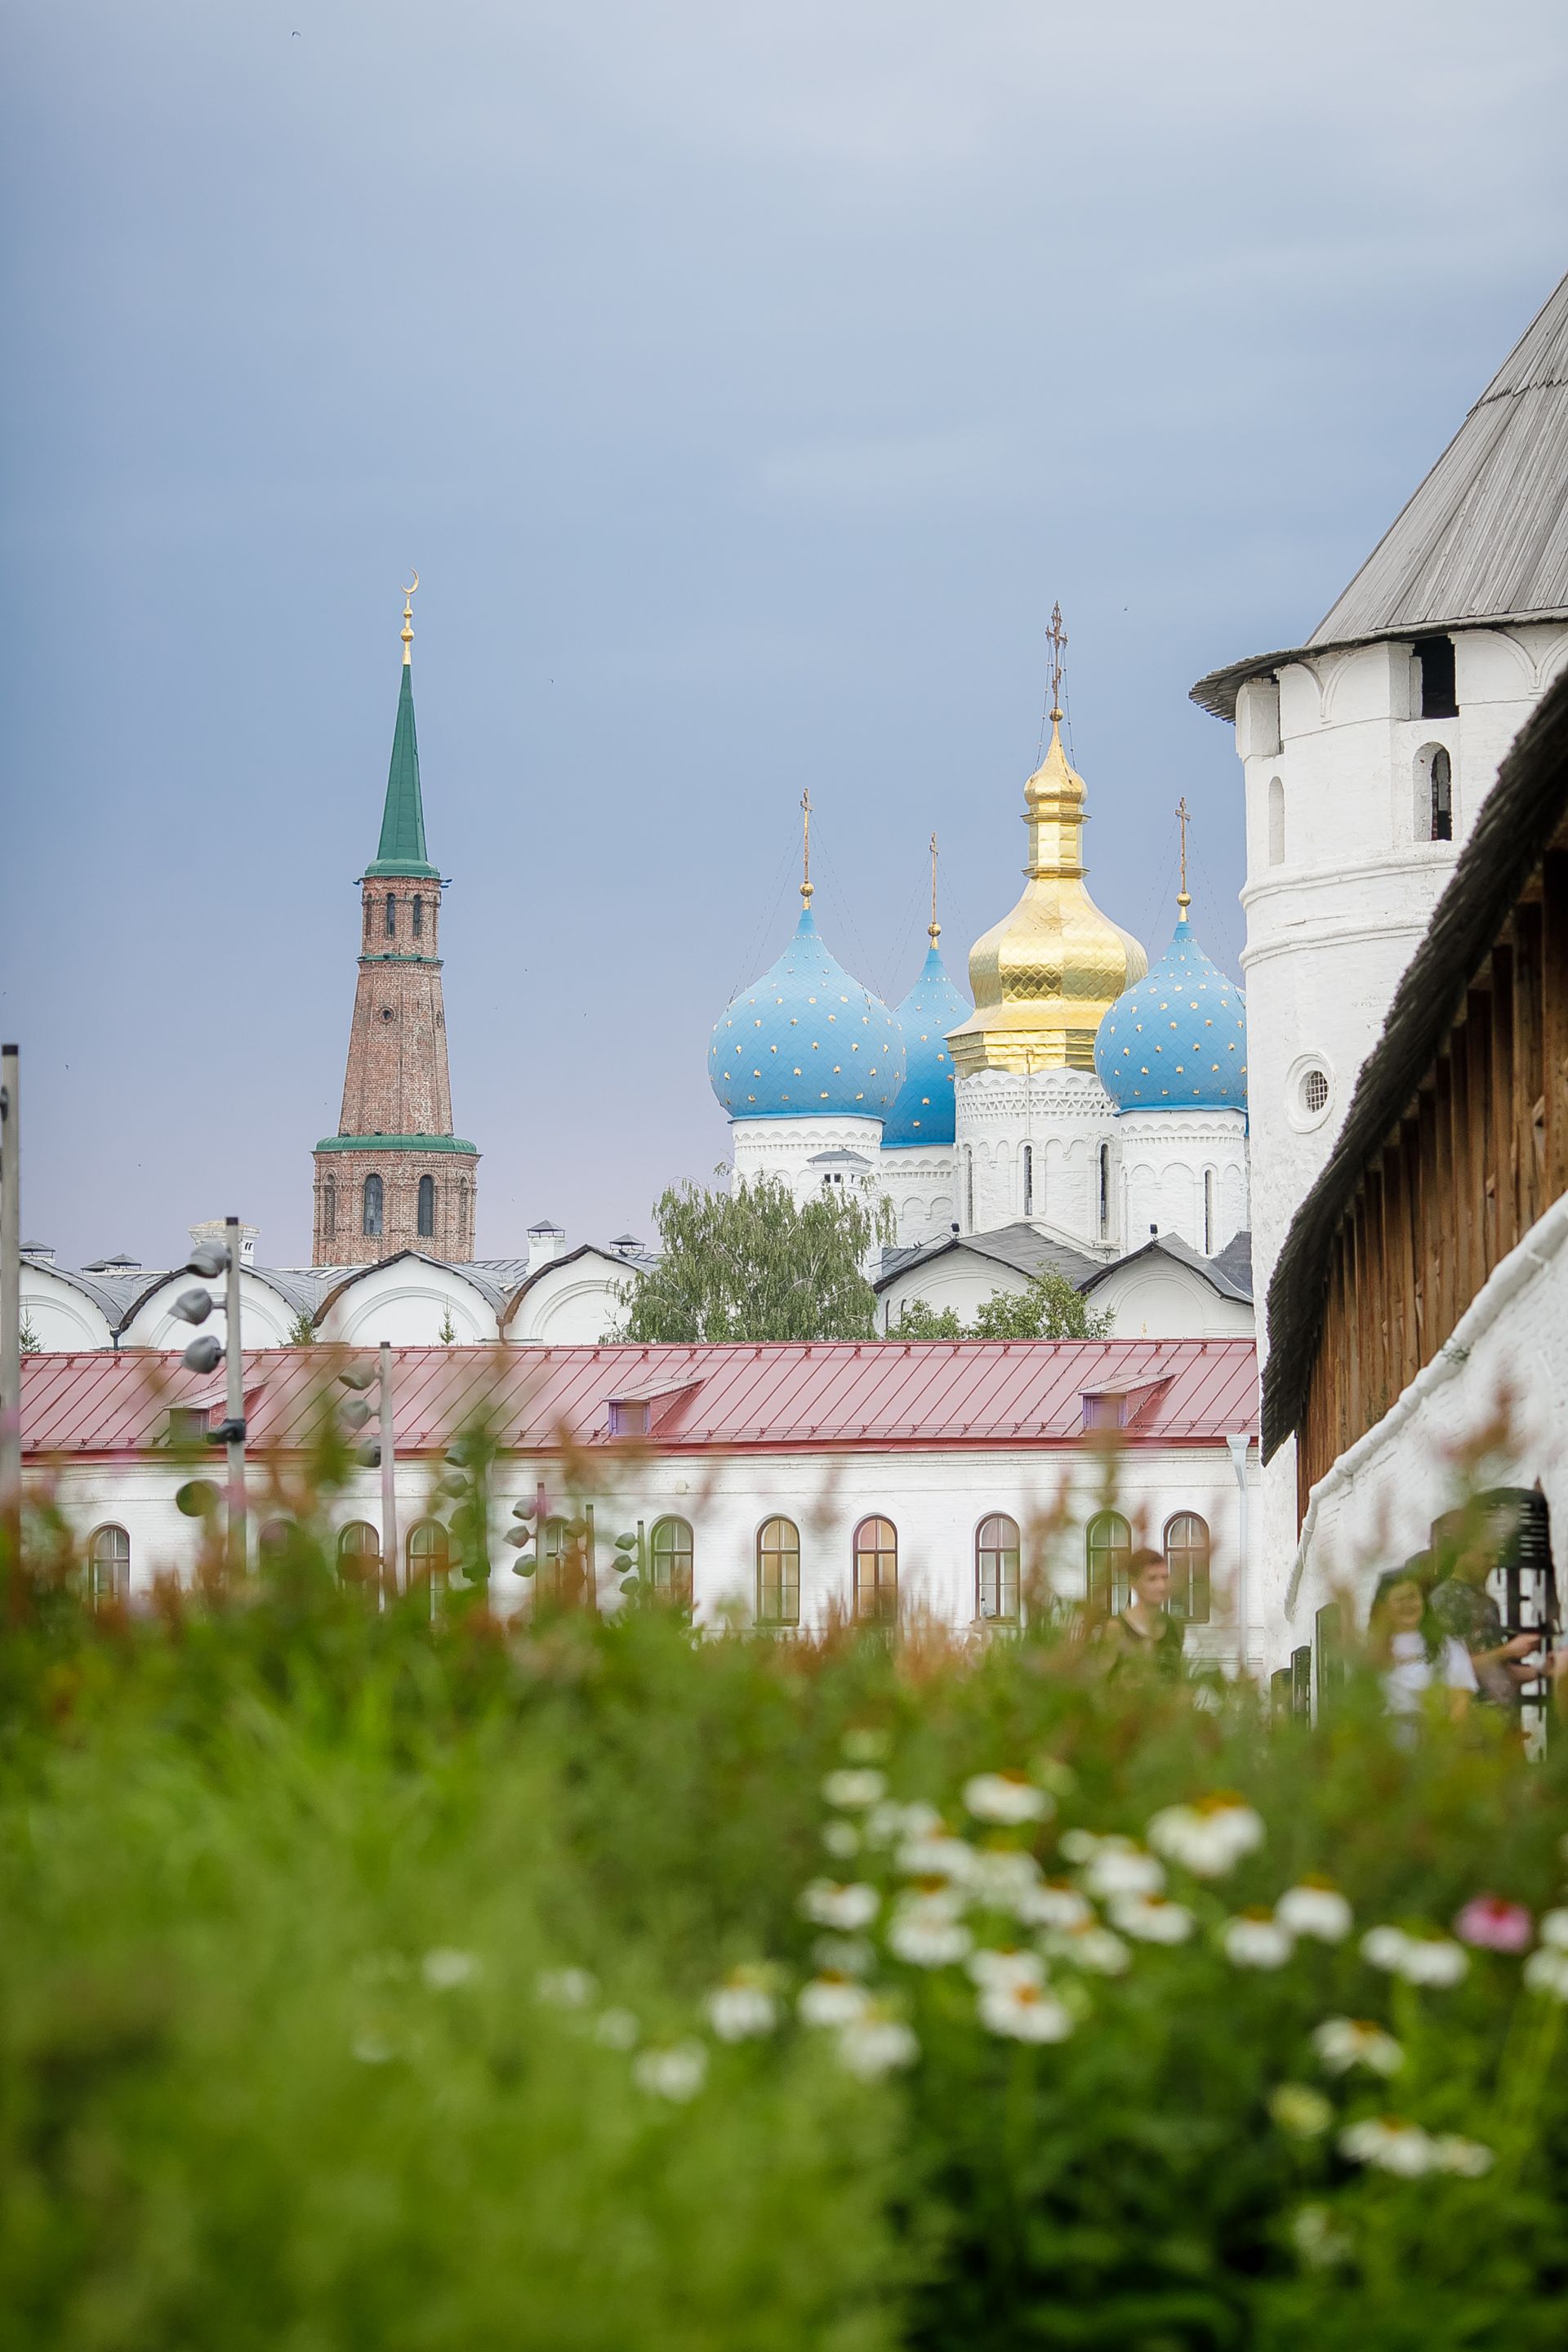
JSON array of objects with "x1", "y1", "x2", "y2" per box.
[{"x1": 21, "y1": 1339, "x2": 1258, "y2": 1459}]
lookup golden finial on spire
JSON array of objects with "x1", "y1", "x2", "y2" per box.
[
  {"x1": 1176, "y1": 796, "x2": 1192, "y2": 914},
  {"x1": 1046, "y1": 599, "x2": 1068, "y2": 724},
  {"x1": 400, "y1": 570, "x2": 419, "y2": 666},
  {"x1": 929, "y1": 831, "x2": 941, "y2": 943},
  {"x1": 800, "y1": 787, "x2": 813, "y2": 906}
]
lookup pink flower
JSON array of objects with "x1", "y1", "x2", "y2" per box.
[{"x1": 1453, "y1": 1895, "x2": 1533, "y2": 1953}]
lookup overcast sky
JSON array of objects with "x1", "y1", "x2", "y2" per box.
[{"x1": 3, "y1": 1, "x2": 1566, "y2": 1270}]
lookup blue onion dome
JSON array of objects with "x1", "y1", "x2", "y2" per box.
[
  {"x1": 1093, "y1": 903, "x2": 1247, "y2": 1111},
  {"x1": 709, "y1": 902, "x2": 906, "y2": 1119},
  {"x1": 882, "y1": 935, "x2": 972, "y2": 1147}
]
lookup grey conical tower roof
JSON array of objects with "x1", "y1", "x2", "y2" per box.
[{"x1": 1193, "y1": 267, "x2": 1568, "y2": 719}]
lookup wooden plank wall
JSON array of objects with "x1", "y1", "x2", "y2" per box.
[{"x1": 1297, "y1": 850, "x2": 1568, "y2": 1514}]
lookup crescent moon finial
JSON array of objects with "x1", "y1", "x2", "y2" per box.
[
  {"x1": 400, "y1": 571, "x2": 418, "y2": 664},
  {"x1": 402, "y1": 570, "x2": 419, "y2": 599}
]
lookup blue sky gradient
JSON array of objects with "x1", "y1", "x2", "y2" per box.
[{"x1": 2, "y1": 1, "x2": 1565, "y2": 1267}]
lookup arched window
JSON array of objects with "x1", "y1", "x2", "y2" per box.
[
  {"x1": 362, "y1": 1174, "x2": 383, "y2": 1237},
  {"x1": 1098, "y1": 1143, "x2": 1111, "y2": 1239},
  {"x1": 1203, "y1": 1169, "x2": 1215, "y2": 1256},
  {"x1": 412, "y1": 895, "x2": 423, "y2": 938},
  {"x1": 323, "y1": 1180, "x2": 336, "y2": 1241},
  {"x1": 258, "y1": 1517, "x2": 293, "y2": 1563},
  {"x1": 963, "y1": 1150, "x2": 974, "y2": 1233},
  {"x1": 1267, "y1": 777, "x2": 1285, "y2": 866},
  {"x1": 384, "y1": 895, "x2": 397, "y2": 938},
  {"x1": 407, "y1": 1519, "x2": 450, "y2": 1592},
  {"x1": 363, "y1": 893, "x2": 372, "y2": 939},
  {"x1": 537, "y1": 1517, "x2": 588, "y2": 1607},
  {"x1": 976, "y1": 1514, "x2": 1021, "y2": 1624},
  {"x1": 336, "y1": 1520, "x2": 381, "y2": 1594},
  {"x1": 417, "y1": 1174, "x2": 434, "y2": 1238},
  {"x1": 1164, "y1": 1512, "x2": 1211, "y2": 1624},
  {"x1": 1415, "y1": 744, "x2": 1453, "y2": 843},
  {"x1": 87, "y1": 1522, "x2": 130, "y2": 1606},
  {"x1": 1022, "y1": 1143, "x2": 1034, "y2": 1217},
  {"x1": 853, "y1": 1516, "x2": 898, "y2": 1624},
  {"x1": 1085, "y1": 1510, "x2": 1133, "y2": 1618},
  {"x1": 756, "y1": 1517, "x2": 800, "y2": 1627},
  {"x1": 649, "y1": 1516, "x2": 694, "y2": 1607}
]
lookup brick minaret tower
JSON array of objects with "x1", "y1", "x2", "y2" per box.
[{"x1": 312, "y1": 582, "x2": 479, "y2": 1266}]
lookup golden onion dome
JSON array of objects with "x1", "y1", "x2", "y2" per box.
[{"x1": 947, "y1": 717, "x2": 1147, "y2": 1076}]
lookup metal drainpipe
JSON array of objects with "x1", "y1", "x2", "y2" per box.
[{"x1": 1225, "y1": 1432, "x2": 1252, "y2": 1676}]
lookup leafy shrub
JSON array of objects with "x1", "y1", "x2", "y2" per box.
[{"x1": 2, "y1": 1489, "x2": 1567, "y2": 2349}]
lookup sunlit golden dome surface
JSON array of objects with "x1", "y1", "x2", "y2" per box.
[{"x1": 947, "y1": 717, "x2": 1147, "y2": 1077}]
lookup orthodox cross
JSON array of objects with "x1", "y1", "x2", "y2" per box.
[
  {"x1": 1047, "y1": 599, "x2": 1068, "y2": 722},
  {"x1": 929, "y1": 831, "x2": 941, "y2": 942},
  {"x1": 800, "y1": 788, "x2": 813, "y2": 905},
  {"x1": 1176, "y1": 795, "x2": 1192, "y2": 913}
]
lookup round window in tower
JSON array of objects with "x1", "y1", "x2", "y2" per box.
[{"x1": 1286, "y1": 1055, "x2": 1334, "y2": 1131}]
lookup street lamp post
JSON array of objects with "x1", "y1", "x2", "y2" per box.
[
  {"x1": 0, "y1": 1045, "x2": 20, "y2": 1568},
  {"x1": 170, "y1": 1214, "x2": 247, "y2": 1577}
]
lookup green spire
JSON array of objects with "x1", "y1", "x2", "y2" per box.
[{"x1": 365, "y1": 660, "x2": 440, "y2": 880}]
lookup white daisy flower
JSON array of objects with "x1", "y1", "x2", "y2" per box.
[
  {"x1": 1058, "y1": 1828, "x2": 1102, "y2": 1865},
  {"x1": 1429, "y1": 2133, "x2": 1494, "y2": 2177},
  {"x1": 799, "y1": 1879, "x2": 880, "y2": 1931},
  {"x1": 896, "y1": 1832, "x2": 978, "y2": 1884},
  {"x1": 978, "y1": 1979, "x2": 1075, "y2": 2042},
  {"x1": 822, "y1": 1820, "x2": 862, "y2": 1859},
  {"x1": 963, "y1": 1771, "x2": 1053, "y2": 1825},
  {"x1": 1017, "y1": 1880, "x2": 1094, "y2": 1932},
  {"x1": 1522, "y1": 1947, "x2": 1568, "y2": 2000},
  {"x1": 1147, "y1": 1798, "x2": 1265, "y2": 1878},
  {"x1": 1361, "y1": 1927, "x2": 1468, "y2": 1985},
  {"x1": 536, "y1": 1967, "x2": 597, "y2": 2007},
  {"x1": 421, "y1": 1947, "x2": 479, "y2": 1989},
  {"x1": 965, "y1": 1945, "x2": 1046, "y2": 1993},
  {"x1": 836, "y1": 2011, "x2": 919, "y2": 2077},
  {"x1": 1222, "y1": 1911, "x2": 1294, "y2": 1969},
  {"x1": 595, "y1": 2007, "x2": 640, "y2": 2049},
  {"x1": 888, "y1": 1896, "x2": 973, "y2": 1968},
  {"x1": 1289, "y1": 2202, "x2": 1351, "y2": 2269},
  {"x1": 1108, "y1": 1895, "x2": 1195, "y2": 1944},
  {"x1": 1081, "y1": 1839, "x2": 1166, "y2": 1901},
  {"x1": 633, "y1": 2042, "x2": 708, "y2": 2101},
  {"x1": 1044, "y1": 1924, "x2": 1130, "y2": 1975},
  {"x1": 799, "y1": 1974, "x2": 873, "y2": 2027},
  {"x1": 1274, "y1": 1882, "x2": 1353, "y2": 1942},
  {"x1": 968, "y1": 1847, "x2": 1042, "y2": 1910},
  {"x1": 864, "y1": 1799, "x2": 942, "y2": 1848},
  {"x1": 1268, "y1": 2083, "x2": 1334, "y2": 2137},
  {"x1": 1539, "y1": 1907, "x2": 1568, "y2": 1951},
  {"x1": 1311, "y1": 2017, "x2": 1404, "y2": 2077},
  {"x1": 822, "y1": 1768, "x2": 887, "y2": 1810},
  {"x1": 704, "y1": 1975, "x2": 779, "y2": 2041},
  {"x1": 1338, "y1": 2118, "x2": 1437, "y2": 2176}
]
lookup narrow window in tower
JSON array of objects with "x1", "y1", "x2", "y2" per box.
[
  {"x1": 363, "y1": 1174, "x2": 384, "y2": 1238},
  {"x1": 1203, "y1": 1169, "x2": 1214, "y2": 1255},
  {"x1": 412, "y1": 896, "x2": 423, "y2": 938},
  {"x1": 964, "y1": 1149, "x2": 974, "y2": 1232},
  {"x1": 1430, "y1": 746, "x2": 1453, "y2": 842},
  {"x1": 417, "y1": 1174, "x2": 434, "y2": 1237},
  {"x1": 1022, "y1": 1143, "x2": 1034, "y2": 1216},
  {"x1": 1098, "y1": 1143, "x2": 1111, "y2": 1239},
  {"x1": 1267, "y1": 777, "x2": 1285, "y2": 866},
  {"x1": 323, "y1": 1182, "x2": 336, "y2": 1241},
  {"x1": 363, "y1": 894, "x2": 372, "y2": 939},
  {"x1": 1414, "y1": 635, "x2": 1458, "y2": 719},
  {"x1": 385, "y1": 896, "x2": 396, "y2": 938}
]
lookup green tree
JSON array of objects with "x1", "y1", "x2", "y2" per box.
[
  {"x1": 889, "y1": 1298, "x2": 964, "y2": 1339},
  {"x1": 967, "y1": 1267, "x2": 1111, "y2": 1339},
  {"x1": 621, "y1": 1178, "x2": 886, "y2": 1343}
]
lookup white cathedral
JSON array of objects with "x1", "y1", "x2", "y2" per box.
[{"x1": 709, "y1": 678, "x2": 1251, "y2": 1337}]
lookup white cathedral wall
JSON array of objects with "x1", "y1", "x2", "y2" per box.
[
  {"x1": 317, "y1": 1262, "x2": 501, "y2": 1347},
  {"x1": 729, "y1": 1115, "x2": 885, "y2": 1204},
  {"x1": 1087, "y1": 1261, "x2": 1254, "y2": 1342},
  {"x1": 18, "y1": 1268, "x2": 114, "y2": 1350},
  {"x1": 1116, "y1": 1110, "x2": 1248, "y2": 1258},
  {"x1": 955, "y1": 1069, "x2": 1116, "y2": 1249},
  {"x1": 122, "y1": 1271, "x2": 301, "y2": 1352},
  {"x1": 877, "y1": 1146, "x2": 957, "y2": 1248},
  {"x1": 875, "y1": 1253, "x2": 1031, "y2": 1331},
  {"x1": 508, "y1": 1252, "x2": 631, "y2": 1345}
]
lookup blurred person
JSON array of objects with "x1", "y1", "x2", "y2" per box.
[
  {"x1": 1099, "y1": 1548, "x2": 1184, "y2": 1674},
  {"x1": 1428, "y1": 1530, "x2": 1542, "y2": 1719},
  {"x1": 1367, "y1": 1565, "x2": 1476, "y2": 1725}
]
